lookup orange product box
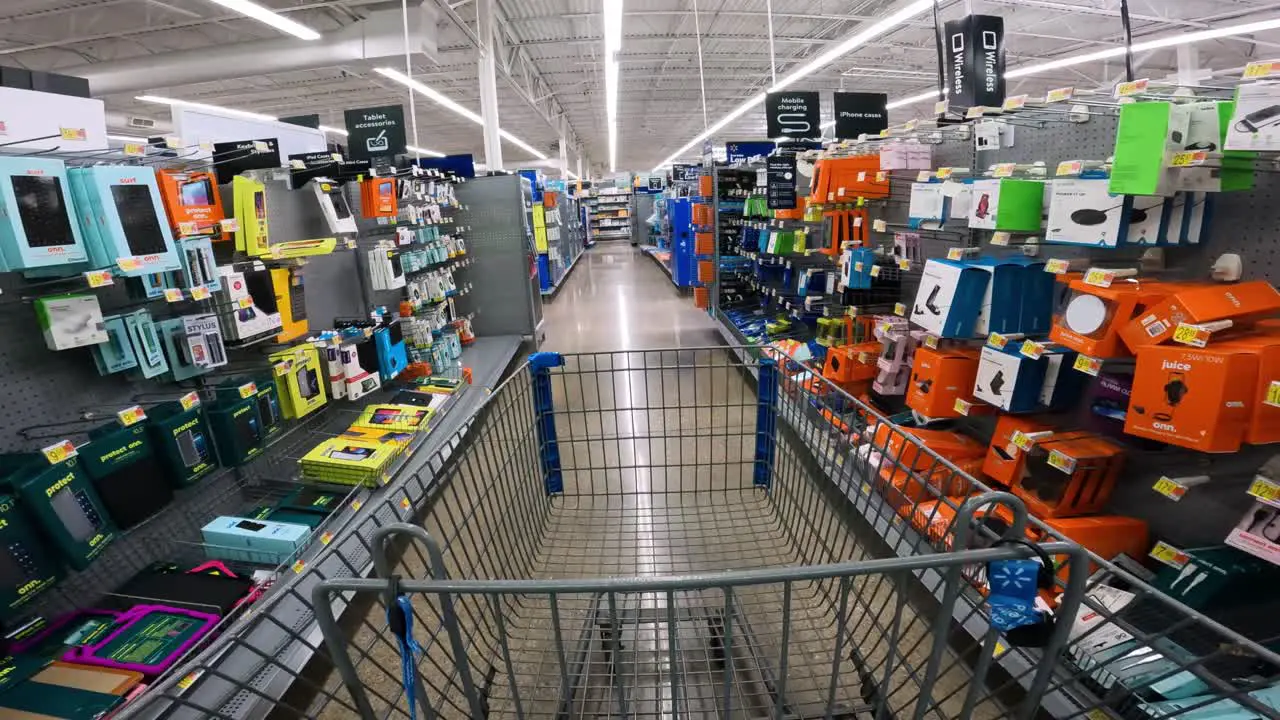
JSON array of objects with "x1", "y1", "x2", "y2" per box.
[
  {"x1": 1050, "y1": 278, "x2": 1179, "y2": 358},
  {"x1": 1012, "y1": 433, "x2": 1124, "y2": 518},
  {"x1": 774, "y1": 196, "x2": 807, "y2": 221},
  {"x1": 881, "y1": 457, "x2": 982, "y2": 516},
  {"x1": 692, "y1": 203, "x2": 713, "y2": 226},
  {"x1": 983, "y1": 415, "x2": 1055, "y2": 488},
  {"x1": 1119, "y1": 280, "x2": 1280, "y2": 352},
  {"x1": 698, "y1": 175, "x2": 713, "y2": 198},
  {"x1": 823, "y1": 341, "x2": 882, "y2": 386},
  {"x1": 1125, "y1": 342, "x2": 1261, "y2": 452},
  {"x1": 807, "y1": 155, "x2": 889, "y2": 205},
  {"x1": 361, "y1": 177, "x2": 397, "y2": 217},
  {"x1": 543, "y1": 191, "x2": 558, "y2": 209},
  {"x1": 695, "y1": 232, "x2": 714, "y2": 255},
  {"x1": 697, "y1": 261, "x2": 714, "y2": 284},
  {"x1": 866, "y1": 424, "x2": 986, "y2": 491},
  {"x1": 157, "y1": 169, "x2": 229, "y2": 240},
  {"x1": 1218, "y1": 331, "x2": 1280, "y2": 445},
  {"x1": 1038, "y1": 515, "x2": 1149, "y2": 583},
  {"x1": 693, "y1": 287, "x2": 709, "y2": 309},
  {"x1": 905, "y1": 346, "x2": 983, "y2": 419}
]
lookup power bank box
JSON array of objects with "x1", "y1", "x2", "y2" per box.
[
  {"x1": 0, "y1": 157, "x2": 89, "y2": 272},
  {"x1": 202, "y1": 516, "x2": 311, "y2": 565},
  {"x1": 4, "y1": 455, "x2": 116, "y2": 570},
  {"x1": 1119, "y1": 280, "x2": 1280, "y2": 351},
  {"x1": 1046, "y1": 177, "x2": 1164, "y2": 246},
  {"x1": 1109, "y1": 101, "x2": 1190, "y2": 196},
  {"x1": 75, "y1": 166, "x2": 182, "y2": 275},
  {"x1": 909, "y1": 259, "x2": 990, "y2": 338},
  {"x1": 147, "y1": 401, "x2": 218, "y2": 488},
  {"x1": 82, "y1": 423, "x2": 173, "y2": 529},
  {"x1": 35, "y1": 294, "x2": 109, "y2": 350},
  {"x1": 967, "y1": 178, "x2": 1044, "y2": 232},
  {"x1": 1126, "y1": 344, "x2": 1259, "y2": 453},
  {"x1": 1225, "y1": 81, "x2": 1280, "y2": 151},
  {"x1": 1175, "y1": 101, "x2": 1255, "y2": 193},
  {"x1": 974, "y1": 345, "x2": 1047, "y2": 413},
  {"x1": 92, "y1": 314, "x2": 138, "y2": 375}
]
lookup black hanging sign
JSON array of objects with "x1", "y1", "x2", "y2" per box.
[
  {"x1": 281, "y1": 114, "x2": 320, "y2": 129},
  {"x1": 766, "y1": 154, "x2": 798, "y2": 210},
  {"x1": 673, "y1": 163, "x2": 700, "y2": 182},
  {"x1": 766, "y1": 91, "x2": 821, "y2": 139},
  {"x1": 287, "y1": 151, "x2": 341, "y2": 188},
  {"x1": 212, "y1": 138, "x2": 280, "y2": 184},
  {"x1": 833, "y1": 92, "x2": 889, "y2": 140},
  {"x1": 943, "y1": 14, "x2": 1006, "y2": 110},
  {"x1": 343, "y1": 104, "x2": 407, "y2": 161}
]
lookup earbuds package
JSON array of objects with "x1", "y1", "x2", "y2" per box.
[
  {"x1": 1109, "y1": 101, "x2": 1191, "y2": 196},
  {"x1": 909, "y1": 259, "x2": 990, "y2": 338},
  {"x1": 1225, "y1": 81, "x2": 1280, "y2": 151},
  {"x1": 967, "y1": 178, "x2": 1044, "y2": 232},
  {"x1": 974, "y1": 344, "x2": 1047, "y2": 413},
  {"x1": 1126, "y1": 343, "x2": 1260, "y2": 452},
  {"x1": 1046, "y1": 177, "x2": 1165, "y2": 247}
]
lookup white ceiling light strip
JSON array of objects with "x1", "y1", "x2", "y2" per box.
[
  {"x1": 374, "y1": 67, "x2": 549, "y2": 160},
  {"x1": 317, "y1": 125, "x2": 348, "y2": 136},
  {"x1": 603, "y1": 0, "x2": 624, "y2": 172},
  {"x1": 204, "y1": 0, "x2": 321, "y2": 40}
]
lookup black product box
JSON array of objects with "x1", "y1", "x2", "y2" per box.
[
  {"x1": 29, "y1": 70, "x2": 91, "y2": 97},
  {"x1": 0, "y1": 66, "x2": 32, "y2": 90}
]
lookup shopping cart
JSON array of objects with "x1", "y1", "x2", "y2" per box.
[{"x1": 310, "y1": 347, "x2": 1090, "y2": 719}]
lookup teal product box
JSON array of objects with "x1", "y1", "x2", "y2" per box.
[
  {"x1": 67, "y1": 167, "x2": 106, "y2": 267},
  {"x1": 968, "y1": 178, "x2": 1044, "y2": 232},
  {"x1": 124, "y1": 309, "x2": 170, "y2": 379},
  {"x1": 175, "y1": 236, "x2": 220, "y2": 291},
  {"x1": 147, "y1": 401, "x2": 219, "y2": 488},
  {"x1": 92, "y1": 314, "x2": 139, "y2": 375},
  {"x1": 1, "y1": 455, "x2": 116, "y2": 570},
  {"x1": 201, "y1": 516, "x2": 311, "y2": 565},
  {"x1": 126, "y1": 269, "x2": 174, "y2": 300},
  {"x1": 1139, "y1": 684, "x2": 1280, "y2": 720},
  {"x1": 973, "y1": 345, "x2": 1047, "y2": 413},
  {"x1": 909, "y1": 259, "x2": 990, "y2": 338},
  {"x1": 0, "y1": 157, "x2": 90, "y2": 272},
  {"x1": 74, "y1": 165, "x2": 181, "y2": 276},
  {"x1": 0, "y1": 493, "x2": 61, "y2": 619},
  {"x1": 207, "y1": 397, "x2": 265, "y2": 466},
  {"x1": 159, "y1": 313, "x2": 227, "y2": 382},
  {"x1": 1150, "y1": 545, "x2": 1279, "y2": 610}
]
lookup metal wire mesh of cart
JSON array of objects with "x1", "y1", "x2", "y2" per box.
[{"x1": 308, "y1": 347, "x2": 1090, "y2": 720}]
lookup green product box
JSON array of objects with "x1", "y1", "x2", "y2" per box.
[
  {"x1": 82, "y1": 423, "x2": 173, "y2": 529},
  {"x1": 208, "y1": 397, "x2": 265, "y2": 467},
  {"x1": 0, "y1": 493, "x2": 61, "y2": 620},
  {"x1": 967, "y1": 179, "x2": 1044, "y2": 232},
  {"x1": 1109, "y1": 101, "x2": 1191, "y2": 196},
  {"x1": 1, "y1": 456, "x2": 116, "y2": 570},
  {"x1": 147, "y1": 401, "x2": 219, "y2": 488}
]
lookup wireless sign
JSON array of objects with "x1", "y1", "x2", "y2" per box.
[
  {"x1": 344, "y1": 104, "x2": 407, "y2": 162},
  {"x1": 944, "y1": 14, "x2": 1006, "y2": 110}
]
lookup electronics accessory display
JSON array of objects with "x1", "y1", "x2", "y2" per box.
[
  {"x1": 301, "y1": 437, "x2": 400, "y2": 487},
  {"x1": 966, "y1": 178, "x2": 1045, "y2": 232},
  {"x1": 1011, "y1": 433, "x2": 1125, "y2": 518},
  {"x1": 1125, "y1": 343, "x2": 1260, "y2": 452},
  {"x1": 1046, "y1": 177, "x2": 1166, "y2": 247},
  {"x1": 0, "y1": 493, "x2": 61, "y2": 618},
  {"x1": 175, "y1": 236, "x2": 220, "y2": 291},
  {"x1": 201, "y1": 516, "x2": 311, "y2": 565},
  {"x1": 974, "y1": 345, "x2": 1048, "y2": 413},
  {"x1": 0, "y1": 157, "x2": 89, "y2": 272},
  {"x1": 1049, "y1": 278, "x2": 1176, "y2": 358}
]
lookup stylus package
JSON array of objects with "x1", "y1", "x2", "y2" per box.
[
  {"x1": 1046, "y1": 177, "x2": 1166, "y2": 246},
  {"x1": 63, "y1": 604, "x2": 220, "y2": 676},
  {"x1": 123, "y1": 309, "x2": 169, "y2": 379},
  {"x1": 311, "y1": 178, "x2": 357, "y2": 234},
  {"x1": 1109, "y1": 101, "x2": 1191, "y2": 196},
  {"x1": 909, "y1": 259, "x2": 990, "y2": 338},
  {"x1": 82, "y1": 422, "x2": 172, "y2": 529},
  {"x1": 215, "y1": 261, "x2": 282, "y2": 343},
  {"x1": 269, "y1": 344, "x2": 327, "y2": 419},
  {"x1": 159, "y1": 314, "x2": 227, "y2": 381},
  {"x1": 1126, "y1": 343, "x2": 1259, "y2": 452},
  {"x1": 207, "y1": 397, "x2": 265, "y2": 467},
  {"x1": 3, "y1": 456, "x2": 116, "y2": 570},
  {"x1": 147, "y1": 400, "x2": 218, "y2": 488},
  {"x1": 1225, "y1": 81, "x2": 1280, "y2": 151},
  {"x1": 74, "y1": 165, "x2": 182, "y2": 275},
  {"x1": 973, "y1": 344, "x2": 1047, "y2": 413},
  {"x1": 91, "y1": 314, "x2": 138, "y2": 375},
  {"x1": 34, "y1": 293, "x2": 109, "y2": 351},
  {"x1": 1175, "y1": 101, "x2": 1255, "y2": 193},
  {"x1": 0, "y1": 157, "x2": 89, "y2": 272},
  {"x1": 0, "y1": 493, "x2": 60, "y2": 618},
  {"x1": 1049, "y1": 277, "x2": 1177, "y2": 358},
  {"x1": 157, "y1": 169, "x2": 229, "y2": 240},
  {"x1": 967, "y1": 178, "x2": 1045, "y2": 232},
  {"x1": 300, "y1": 437, "x2": 399, "y2": 487}
]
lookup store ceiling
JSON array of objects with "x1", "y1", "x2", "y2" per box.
[{"x1": 3, "y1": 0, "x2": 1280, "y2": 175}]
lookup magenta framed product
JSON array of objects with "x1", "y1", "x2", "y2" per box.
[
  {"x1": 3, "y1": 608, "x2": 120, "y2": 656},
  {"x1": 62, "y1": 604, "x2": 219, "y2": 676}
]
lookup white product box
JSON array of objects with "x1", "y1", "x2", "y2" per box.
[{"x1": 1225, "y1": 82, "x2": 1280, "y2": 151}]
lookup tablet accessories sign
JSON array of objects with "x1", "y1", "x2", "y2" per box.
[{"x1": 344, "y1": 105, "x2": 407, "y2": 160}]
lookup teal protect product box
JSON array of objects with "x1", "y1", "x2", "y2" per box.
[
  {"x1": 124, "y1": 309, "x2": 170, "y2": 380},
  {"x1": 201, "y1": 516, "x2": 311, "y2": 565},
  {"x1": 2, "y1": 455, "x2": 116, "y2": 570},
  {"x1": 967, "y1": 178, "x2": 1044, "y2": 232},
  {"x1": 76, "y1": 165, "x2": 182, "y2": 276},
  {"x1": 91, "y1": 314, "x2": 139, "y2": 375},
  {"x1": 0, "y1": 157, "x2": 89, "y2": 272},
  {"x1": 0, "y1": 493, "x2": 61, "y2": 620},
  {"x1": 147, "y1": 401, "x2": 219, "y2": 488}
]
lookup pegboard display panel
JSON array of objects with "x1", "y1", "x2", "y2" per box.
[{"x1": 454, "y1": 175, "x2": 542, "y2": 337}]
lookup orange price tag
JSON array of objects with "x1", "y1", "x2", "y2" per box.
[
  {"x1": 190, "y1": 285, "x2": 211, "y2": 301},
  {"x1": 179, "y1": 391, "x2": 201, "y2": 410},
  {"x1": 84, "y1": 269, "x2": 114, "y2": 288},
  {"x1": 41, "y1": 439, "x2": 77, "y2": 465},
  {"x1": 238, "y1": 382, "x2": 257, "y2": 399},
  {"x1": 116, "y1": 405, "x2": 147, "y2": 427}
]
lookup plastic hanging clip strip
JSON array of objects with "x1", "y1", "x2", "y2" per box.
[{"x1": 388, "y1": 593, "x2": 424, "y2": 719}]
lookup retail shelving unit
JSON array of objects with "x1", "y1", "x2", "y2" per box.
[{"x1": 588, "y1": 187, "x2": 633, "y2": 242}]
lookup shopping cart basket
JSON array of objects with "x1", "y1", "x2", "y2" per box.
[{"x1": 310, "y1": 347, "x2": 1089, "y2": 719}]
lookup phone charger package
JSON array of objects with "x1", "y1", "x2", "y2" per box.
[
  {"x1": 1176, "y1": 102, "x2": 1255, "y2": 193},
  {"x1": 1225, "y1": 82, "x2": 1280, "y2": 151},
  {"x1": 907, "y1": 183, "x2": 948, "y2": 228},
  {"x1": 1046, "y1": 178, "x2": 1164, "y2": 247},
  {"x1": 1119, "y1": 280, "x2": 1280, "y2": 351},
  {"x1": 1109, "y1": 101, "x2": 1190, "y2": 196},
  {"x1": 974, "y1": 345, "x2": 1047, "y2": 413},
  {"x1": 909, "y1": 259, "x2": 990, "y2": 338},
  {"x1": 35, "y1": 294, "x2": 108, "y2": 350},
  {"x1": 968, "y1": 178, "x2": 1044, "y2": 232},
  {"x1": 970, "y1": 257, "x2": 1026, "y2": 337},
  {"x1": 1125, "y1": 344, "x2": 1258, "y2": 452}
]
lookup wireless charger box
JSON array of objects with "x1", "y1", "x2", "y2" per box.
[
  {"x1": 909, "y1": 259, "x2": 989, "y2": 338},
  {"x1": 1110, "y1": 101, "x2": 1191, "y2": 196},
  {"x1": 1118, "y1": 280, "x2": 1280, "y2": 351},
  {"x1": 1225, "y1": 82, "x2": 1280, "y2": 151},
  {"x1": 1050, "y1": 278, "x2": 1177, "y2": 358},
  {"x1": 1126, "y1": 344, "x2": 1260, "y2": 452},
  {"x1": 1046, "y1": 177, "x2": 1165, "y2": 246},
  {"x1": 974, "y1": 345, "x2": 1047, "y2": 413},
  {"x1": 967, "y1": 178, "x2": 1044, "y2": 232},
  {"x1": 0, "y1": 157, "x2": 89, "y2": 272}
]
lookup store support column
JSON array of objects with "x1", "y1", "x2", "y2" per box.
[{"x1": 477, "y1": 0, "x2": 504, "y2": 171}]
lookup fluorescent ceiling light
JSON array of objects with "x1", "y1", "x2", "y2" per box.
[
  {"x1": 204, "y1": 0, "x2": 321, "y2": 40},
  {"x1": 408, "y1": 145, "x2": 447, "y2": 158},
  {"x1": 375, "y1": 67, "x2": 548, "y2": 159},
  {"x1": 603, "y1": 0, "x2": 623, "y2": 172},
  {"x1": 318, "y1": 124, "x2": 348, "y2": 136},
  {"x1": 137, "y1": 95, "x2": 278, "y2": 122},
  {"x1": 651, "y1": 0, "x2": 935, "y2": 171},
  {"x1": 107, "y1": 134, "x2": 148, "y2": 143}
]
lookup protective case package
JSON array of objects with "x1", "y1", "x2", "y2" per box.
[
  {"x1": 62, "y1": 604, "x2": 220, "y2": 676},
  {"x1": 3, "y1": 456, "x2": 116, "y2": 570},
  {"x1": 301, "y1": 437, "x2": 399, "y2": 487},
  {"x1": 207, "y1": 397, "x2": 265, "y2": 467},
  {"x1": 0, "y1": 492, "x2": 61, "y2": 618},
  {"x1": 82, "y1": 423, "x2": 173, "y2": 529},
  {"x1": 75, "y1": 165, "x2": 182, "y2": 275},
  {"x1": 312, "y1": 178, "x2": 357, "y2": 234},
  {"x1": 147, "y1": 401, "x2": 219, "y2": 488},
  {"x1": 157, "y1": 169, "x2": 229, "y2": 241}
]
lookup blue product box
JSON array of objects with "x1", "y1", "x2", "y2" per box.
[
  {"x1": 970, "y1": 257, "x2": 1025, "y2": 337},
  {"x1": 76, "y1": 166, "x2": 181, "y2": 275},
  {"x1": 1038, "y1": 344, "x2": 1084, "y2": 410},
  {"x1": 375, "y1": 320, "x2": 408, "y2": 381},
  {"x1": 0, "y1": 157, "x2": 89, "y2": 272},
  {"x1": 910, "y1": 259, "x2": 989, "y2": 338},
  {"x1": 974, "y1": 345, "x2": 1047, "y2": 412},
  {"x1": 201, "y1": 516, "x2": 311, "y2": 565}
]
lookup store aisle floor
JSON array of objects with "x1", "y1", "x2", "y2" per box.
[{"x1": 538, "y1": 242, "x2": 723, "y2": 353}]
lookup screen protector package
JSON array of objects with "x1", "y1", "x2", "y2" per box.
[
  {"x1": 208, "y1": 397, "x2": 265, "y2": 466},
  {"x1": 3, "y1": 455, "x2": 116, "y2": 570},
  {"x1": 83, "y1": 423, "x2": 173, "y2": 529},
  {"x1": 0, "y1": 157, "x2": 89, "y2": 272},
  {"x1": 147, "y1": 400, "x2": 219, "y2": 488},
  {"x1": 301, "y1": 437, "x2": 398, "y2": 487},
  {"x1": 77, "y1": 166, "x2": 181, "y2": 275}
]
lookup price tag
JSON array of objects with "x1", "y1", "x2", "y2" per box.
[
  {"x1": 164, "y1": 135, "x2": 183, "y2": 149},
  {"x1": 897, "y1": 258, "x2": 911, "y2": 270},
  {"x1": 954, "y1": 399, "x2": 972, "y2": 416},
  {"x1": 116, "y1": 405, "x2": 147, "y2": 427},
  {"x1": 1045, "y1": 259, "x2": 1070, "y2": 274},
  {"x1": 1247, "y1": 476, "x2": 1280, "y2": 504},
  {"x1": 190, "y1": 285, "x2": 211, "y2": 301},
  {"x1": 176, "y1": 671, "x2": 202, "y2": 691},
  {"x1": 1149, "y1": 541, "x2": 1189, "y2": 569},
  {"x1": 177, "y1": 221, "x2": 198, "y2": 236},
  {"x1": 1153, "y1": 476, "x2": 1188, "y2": 501},
  {"x1": 838, "y1": 186, "x2": 847, "y2": 197},
  {"x1": 1243, "y1": 60, "x2": 1280, "y2": 79},
  {"x1": 400, "y1": 496, "x2": 412, "y2": 511},
  {"x1": 199, "y1": 140, "x2": 213, "y2": 152},
  {"x1": 858, "y1": 352, "x2": 870, "y2": 363},
  {"x1": 991, "y1": 232, "x2": 1011, "y2": 246},
  {"x1": 84, "y1": 269, "x2": 114, "y2": 288},
  {"x1": 123, "y1": 142, "x2": 147, "y2": 157},
  {"x1": 917, "y1": 170, "x2": 932, "y2": 182},
  {"x1": 344, "y1": 238, "x2": 358, "y2": 249},
  {"x1": 1047, "y1": 449, "x2": 1077, "y2": 474},
  {"x1": 924, "y1": 335, "x2": 939, "y2": 349},
  {"x1": 935, "y1": 100, "x2": 950, "y2": 115},
  {"x1": 252, "y1": 140, "x2": 271, "y2": 153},
  {"x1": 1083, "y1": 268, "x2": 1115, "y2": 288},
  {"x1": 966, "y1": 106, "x2": 987, "y2": 119},
  {"x1": 875, "y1": 171, "x2": 886, "y2": 183},
  {"x1": 988, "y1": 333, "x2": 1010, "y2": 350},
  {"x1": 1114, "y1": 78, "x2": 1150, "y2": 98},
  {"x1": 1011, "y1": 431, "x2": 1035, "y2": 453},
  {"x1": 351, "y1": 499, "x2": 363, "y2": 512},
  {"x1": 59, "y1": 127, "x2": 87, "y2": 141},
  {"x1": 873, "y1": 219, "x2": 887, "y2": 232},
  {"x1": 857, "y1": 172, "x2": 866, "y2": 182},
  {"x1": 879, "y1": 129, "x2": 890, "y2": 138},
  {"x1": 1020, "y1": 340, "x2": 1045, "y2": 359},
  {"x1": 1265, "y1": 381, "x2": 1280, "y2": 408},
  {"x1": 273, "y1": 360, "x2": 293, "y2": 376},
  {"x1": 828, "y1": 192, "x2": 835, "y2": 202},
  {"x1": 854, "y1": 262, "x2": 865, "y2": 272},
  {"x1": 292, "y1": 560, "x2": 306, "y2": 574},
  {"x1": 1172, "y1": 323, "x2": 1211, "y2": 348},
  {"x1": 220, "y1": 218, "x2": 240, "y2": 232},
  {"x1": 163, "y1": 288, "x2": 184, "y2": 303},
  {"x1": 1046, "y1": 86, "x2": 1075, "y2": 103},
  {"x1": 1002, "y1": 95, "x2": 1028, "y2": 112},
  {"x1": 1170, "y1": 151, "x2": 1208, "y2": 168},
  {"x1": 320, "y1": 531, "x2": 334, "y2": 546},
  {"x1": 331, "y1": 153, "x2": 344, "y2": 162},
  {"x1": 41, "y1": 440, "x2": 77, "y2": 465},
  {"x1": 869, "y1": 264, "x2": 882, "y2": 277},
  {"x1": 116, "y1": 256, "x2": 143, "y2": 272},
  {"x1": 237, "y1": 382, "x2": 257, "y2": 400},
  {"x1": 853, "y1": 216, "x2": 863, "y2": 227},
  {"x1": 947, "y1": 247, "x2": 966, "y2": 261},
  {"x1": 237, "y1": 296, "x2": 253, "y2": 309},
  {"x1": 894, "y1": 302, "x2": 906, "y2": 317},
  {"x1": 936, "y1": 167, "x2": 954, "y2": 179},
  {"x1": 861, "y1": 482, "x2": 872, "y2": 495},
  {"x1": 1073, "y1": 355, "x2": 1102, "y2": 376},
  {"x1": 179, "y1": 391, "x2": 201, "y2": 410},
  {"x1": 1056, "y1": 160, "x2": 1083, "y2": 177},
  {"x1": 992, "y1": 163, "x2": 1015, "y2": 178}
]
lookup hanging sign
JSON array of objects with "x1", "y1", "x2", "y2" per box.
[
  {"x1": 766, "y1": 91, "x2": 821, "y2": 139},
  {"x1": 766, "y1": 154, "x2": 798, "y2": 210},
  {"x1": 833, "y1": 92, "x2": 889, "y2": 140},
  {"x1": 673, "y1": 163, "x2": 700, "y2": 182},
  {"x1": 943, "y1": 14, "x2": 1007, "y2": 110},
  {"x1": 212, "y1": 138, "x2": 280, "y2": 184},
  {"x1": 344, "y1": 104, "x2": 407, "y2": 161},
  {"x1": 725, "y1": 141, "x2": 776, "y2": 163}
]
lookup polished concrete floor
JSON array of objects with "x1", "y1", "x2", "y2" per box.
[{"x1": 539, "y1": 242, "x2": 723, "y2": 353}]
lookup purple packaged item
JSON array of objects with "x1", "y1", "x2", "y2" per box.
[{"x1": 62, "y1": 604, "x2": 219, "y2": 676}]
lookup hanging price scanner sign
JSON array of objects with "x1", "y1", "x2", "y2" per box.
[
  {"x1": 965, "y1": 106, "x2": 987, "y2": 119},
  {"x1": 42, "y1": 440, "x2": 77, "y2": 465},
  {"x1": 1002, "y1": 95, "x2": 1028, "y2": 112}
]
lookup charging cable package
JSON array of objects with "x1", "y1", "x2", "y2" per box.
[{"x1": 1226, "y1": 82, "x2": 1280, "y2": 151}]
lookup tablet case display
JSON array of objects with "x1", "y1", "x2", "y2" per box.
[
  {"x1": 147, "y1": 401, "x2": 218, "y2": 488},
  {"x1": 74, "y1": 166, "x2": 182, "y2": 275},
  {"x1": 215, "y1": 261, "x2": 283, "y2": 343},
  {"x1": 0, "y1": 494, "x2": 61, "y2": 618},
  {"x1": 312, "y1": 178, "x2": 357, "y2": 234},
  {"x1": 271, "y1": 266, "x2": 308, "y2": 343},
  {"x1": 0, "y1": 661, "x2": 143, "y2": 719},
  {"x1": 82, "y1": 423, "x2": 173, "y2": 529},
  {"x1": 157, "y1": 169, "x2": 229, "y2": 241},
  {"x1": 63, "y1": 604, "x2": 220, "y2": 677},
  {"x1": 92, "y1": 314, "x2": 139, "y2": 375},
  {"x1": 159, "y1": 314, "x2": 228, "y2": 381},
  {"x1": 208, "y1": 397, "x2": 265, "y2": 466},
  {"x1": 4, "y1": 457, "x2": 116, "y2": 570},
  {"x1": 110, "y1": 564, "x2": 253, "y2": 616},
  {"x1": 0, "y1": 157, "x2": 89, "y2": 272},
  {"x1": 123, "y1": 309, "x2": 170, "y2": 380}
]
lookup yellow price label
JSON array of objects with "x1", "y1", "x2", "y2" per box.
[
  {"x1": 238, "y1": 382, "x2": 257, "y2": 399},
  {"x1": 116, "y1": 405, "x2": 147, "y2": 427},
  {"x1": 924, "y1": 335, "x2": 939, "y2": 349},
  {"x1": 870, "y1": 265, "x2": 882, "y2": 277},
  {"x1": 179, "y1": 391, "x2": 201, "y2": 410},
  {"x1": 122, "y1": 142, "x2": 147, "y2": 157},
  {"x1": 860, "y1": 482, "x2": 871, "y2": 495},
  {"x1": 897, "y1": 258, "x2": 911, "y2": 270},
  {"x1": 220, "y1": 218, "x2": 240, "y2": 232},
  {"x1": 992, "y1": 164, "x2": 1015, "y2": 178},
  {"x1": 965, "y1": 106, "x2": 986, "y2": 119},
  {"x1": 1114, "y1": 78, "x2": 1150, "y2": 98},
  {"x1": 1083, "y1": 268, "x2": 1115, "y2": 288},
  {"x1": 879, "y1": 129, "x2": 890, "y2": 137},
  {"x1": 876, "y1": 171, "x2": 886, "y2": 183},
  {"x1": 344, "y1": 238, "x2": 358, "y2": 250},
  {"x1": 936, "y1": 167, "x2": 955, "y2": 179},
  {"x1": 320, "y1": 531, "x2": 334, "y2": 546},
  {"x1": 116, "y1": 256, "x2": 143, "y2": 272},
  {"x1": 1243, "y1": 60, "x2": 1280, "y2": 79},
  {"x1": 163, "y1": 288, "x2": 184, "y2": 303},
  {"x1": 858, "y1": 352, "x2": 870, "y2": 364},
  {"x1": 190, "y1": 285, "x2": 211, "y2": 301},
  {"x1": 903, "y1": 119, "x2": 918, "y2": 132},
  {"x1": 164, "y1": 135, "x2": 183, "y2": 149},
  {"x1": 400, "y1": 496, "x2": 412, "y2": 511},
  {"x1": 1170, "y1": 151, "x2": 1207, "y2": 168},
  {"x1": 1153, "y1": 476, "x2": 1188, "y2": 501},
  {"x1": 237, "y1": 296, "x2": 253, "y2": 309},
  {"x1": 1073, "y1": 355, "x2": 1102, "y2": 376},
  {"x1": 947, "y1": 247, "x2": 966, "y2": 261},
  {"x1": 993, "y1": 640, "x2": 1008, "y2": 658},
  {"x1": 990, "y1": 232, "x2": 1011, "y2": 247},
  {"x1": 273, "y1": 360, "x2": 293, "y2": 376},
  {"x1": 1172, "y1": 323, "x2": 1211, "y2": 348},
  {"x1": 1248, "y1": 476, "x2": 1280, "y2": 504},
  {"x1": 854, "y1": 262, "x2": 865, "y2": 272},
  {"x1": 989, "y1": 333, "x2": 1010, "y2": 350},
  {"x1": 1020, "y1": 340, "x2": 1045, "y2": 359},
  {"x1": 917, "y1": 170, "x2": 932, "y2": 182},
  {"x1": 331, "y1": 153, "x2": 344, "y2": 162},
  {"x1": 1046, "y1": 86, "x2": 1075, "y2": 104},
  {"x1": 1149, "y1": 541, "x2": 1190, "y2": 568},
  {"x1": 176, "y1": 671, "x2": 202, "y2": 691},
  {"x1": 83, "y1": 269, "x2": 114, "y2": 288},
  {"x1": 1265, "y1": 380, "x2": 1280, "y2": 408},
  {"x1": 252, "y1": 140, "x2": 271, "y2": 153},
  {"x1": 1056, "y1": 160, "x2": 1083, "y2": 177},
  {"x1": 1002, "y1": 95, "x2": 1028, "y2": 112},
  {"x1": 1045, "y1": 259, "x2": 1070, "y2": 274},
  {"x1": 59, "y1": 127, "x2": 86, "y2": 141},
  {"x1": 856, "y1": 196, "x2": 866, "y2": 207},
  {"x1": 894, "y1": 302, "x2": 906, "y2": 317},
  {"x1": 873, "y1": 219, "x2": 887, "y2": 232},
  {"x1": 41, "y1": 439, "x2": 77, "y2": 465},
  {"x1": 351, "y1": 500, "x2": 363, "y2": 512},
  {"x1": 1047, "y1": 450, "x2": 1077, "y2": 474},
  {"x1": 292, "y1": 560, "x2": 306, "y2": 574},
  {"x1": 1011, "y1": 431, "x2": 1035, "y2": 453},
  {"x1": 177, "y1": 221, "x2": 198, "y2": 236},
  {"x1": 934, "y1": 100, "x2": 950, "y2": 115},
  {"x1": 954, "y1": 399, "x2": 972, "y2": 416}
]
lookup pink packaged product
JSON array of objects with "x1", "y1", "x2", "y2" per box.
[{"x1": 62, "y1": 604, "x2": 219, "y2": 676}]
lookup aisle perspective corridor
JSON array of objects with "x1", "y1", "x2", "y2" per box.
[{"x1": 538, "y1": 243, "x2": 723, "y2": 352}]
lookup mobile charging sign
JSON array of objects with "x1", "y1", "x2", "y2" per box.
[{"x1": 766, "y1": 92, "x2": 821, "y2": 140}]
